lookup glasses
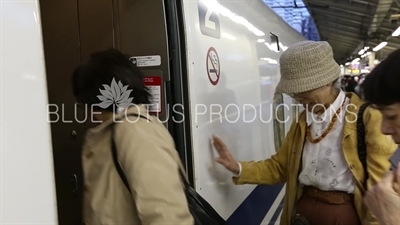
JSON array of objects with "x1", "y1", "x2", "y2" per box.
[
  {"x1": 287, "y1": 89, "x2": 315, "y2": 98},
  {"x1": 287, "y1": 93, "x2": 306, "y2": 98}
]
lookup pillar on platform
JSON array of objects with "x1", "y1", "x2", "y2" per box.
[{"x1": 368, "y1": 52, "x2": 376, "y2": 71}]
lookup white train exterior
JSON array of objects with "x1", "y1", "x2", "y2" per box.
[{"x1": 1, "y1": 0, "x2": 306, "y2": 224}]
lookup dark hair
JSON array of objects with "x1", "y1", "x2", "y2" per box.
[
  {"x1": 72, "y1": 49, "x2": 150, "y2": 112},
  {"x1": 362, "y1": 48, "x2": 400, "y2": 106}
]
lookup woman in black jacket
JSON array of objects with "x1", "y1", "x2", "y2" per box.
[{"x1": 345, "y1": 76, "x2": 358, "y2": 93}]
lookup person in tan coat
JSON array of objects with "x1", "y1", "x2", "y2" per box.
[
  {"x1": 72, "y1": 49, "x2": 194, "y2": 225},
  {"x1": 212, "y1": 41, "x2": 397, "y2": 225}
]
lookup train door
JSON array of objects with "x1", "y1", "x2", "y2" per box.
[{"x1": 39, "y1": 0, "x2": 191, "y2": 224}]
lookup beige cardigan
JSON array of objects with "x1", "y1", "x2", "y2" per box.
[{"x1": 81, "y1": 105, "x2": 194, "y2": 225}]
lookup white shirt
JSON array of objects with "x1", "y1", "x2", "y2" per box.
[
  {"x1": 234, "y1": 90, "x2": 355, "y2": 193},
  {"x1": 299, "y1": 90, "x2": 355, "y2": 193}
]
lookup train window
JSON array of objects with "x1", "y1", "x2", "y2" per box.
[
  {"x1": 273, "y1": 92, "x2": 285, "y2": 152},
  {"x1": 270, "y1": 32, "x2": 280, "y2": 52}
]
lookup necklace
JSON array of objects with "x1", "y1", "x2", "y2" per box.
[{"x1": 306, "y1": 98, "x2": 346, "y2": 144}]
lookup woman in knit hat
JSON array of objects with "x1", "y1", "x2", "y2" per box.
[{"x1": 212, "y1": 41, "x2": 397, "y2": 225}]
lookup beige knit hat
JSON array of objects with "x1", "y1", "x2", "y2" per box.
[{"x1": 276, "y1": 40, "x2": 340, "y2": 94}]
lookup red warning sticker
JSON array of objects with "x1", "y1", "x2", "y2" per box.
[{"x1": 143, "y1": 76, "x2": 162, "y2": 113}]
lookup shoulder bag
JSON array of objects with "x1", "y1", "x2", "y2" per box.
[{"x1": 110, "y1": 113, "x2": 227, "y2": 225}]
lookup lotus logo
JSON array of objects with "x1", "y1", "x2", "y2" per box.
[{"x1": 96, "y1": 78, "x2": 134, "y2": 109}]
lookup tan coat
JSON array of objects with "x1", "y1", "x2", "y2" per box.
[
  {"x1": 233, "y1": 93, "x2": 397, "y2": 225},
  {"x1": 82, "y1": 105, "x2": 194, "y2": 225}
]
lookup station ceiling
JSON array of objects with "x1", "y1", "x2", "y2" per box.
[{"x1": 303, "y1": 0, "x2": 400, "y2": 64}]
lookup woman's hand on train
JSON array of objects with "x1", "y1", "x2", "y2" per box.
[{"x1": 212, "y1": 135, "x2": 240, "y2": 174}]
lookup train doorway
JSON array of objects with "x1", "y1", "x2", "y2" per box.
[{"x1": 39, "y1": 0, "x2": 192, "y2": 224}]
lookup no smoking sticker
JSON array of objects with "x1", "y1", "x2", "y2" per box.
[{"x1": 206, "y1": 47, "x2": 220, "y2": 85}]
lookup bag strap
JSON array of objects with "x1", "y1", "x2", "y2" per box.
[
  {"x1": 356, "y1": 102, "x2": 370, "y2": 188},
  {"x1": 111, "y1": 113, "x2": 191, "y2": 192},
  {"x1": 111, "y1": 114, "x2": 227, "y2": 223},
  {"x1": 111, "y1": 113, "x2": 151, "y2": 194}
]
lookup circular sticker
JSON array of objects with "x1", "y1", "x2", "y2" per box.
[{"x1": 206, "y1": 47, "x2": 220, "y2": 86}]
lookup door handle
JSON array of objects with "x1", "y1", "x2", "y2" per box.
[{"x1": 70, "y1": 174, "x2": 78, "y2": 197}]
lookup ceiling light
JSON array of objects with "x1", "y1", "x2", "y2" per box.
[
  {"x1": 373, "y1": 42, "x2": 388, "y2": 51},
  {"x1": 392, "y1": 26, "x2": 400, "y2": 36}
]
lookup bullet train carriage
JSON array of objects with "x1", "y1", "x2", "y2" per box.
[{"x1": 1, "y1": 0, "x2": 306, "y2": 224}]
